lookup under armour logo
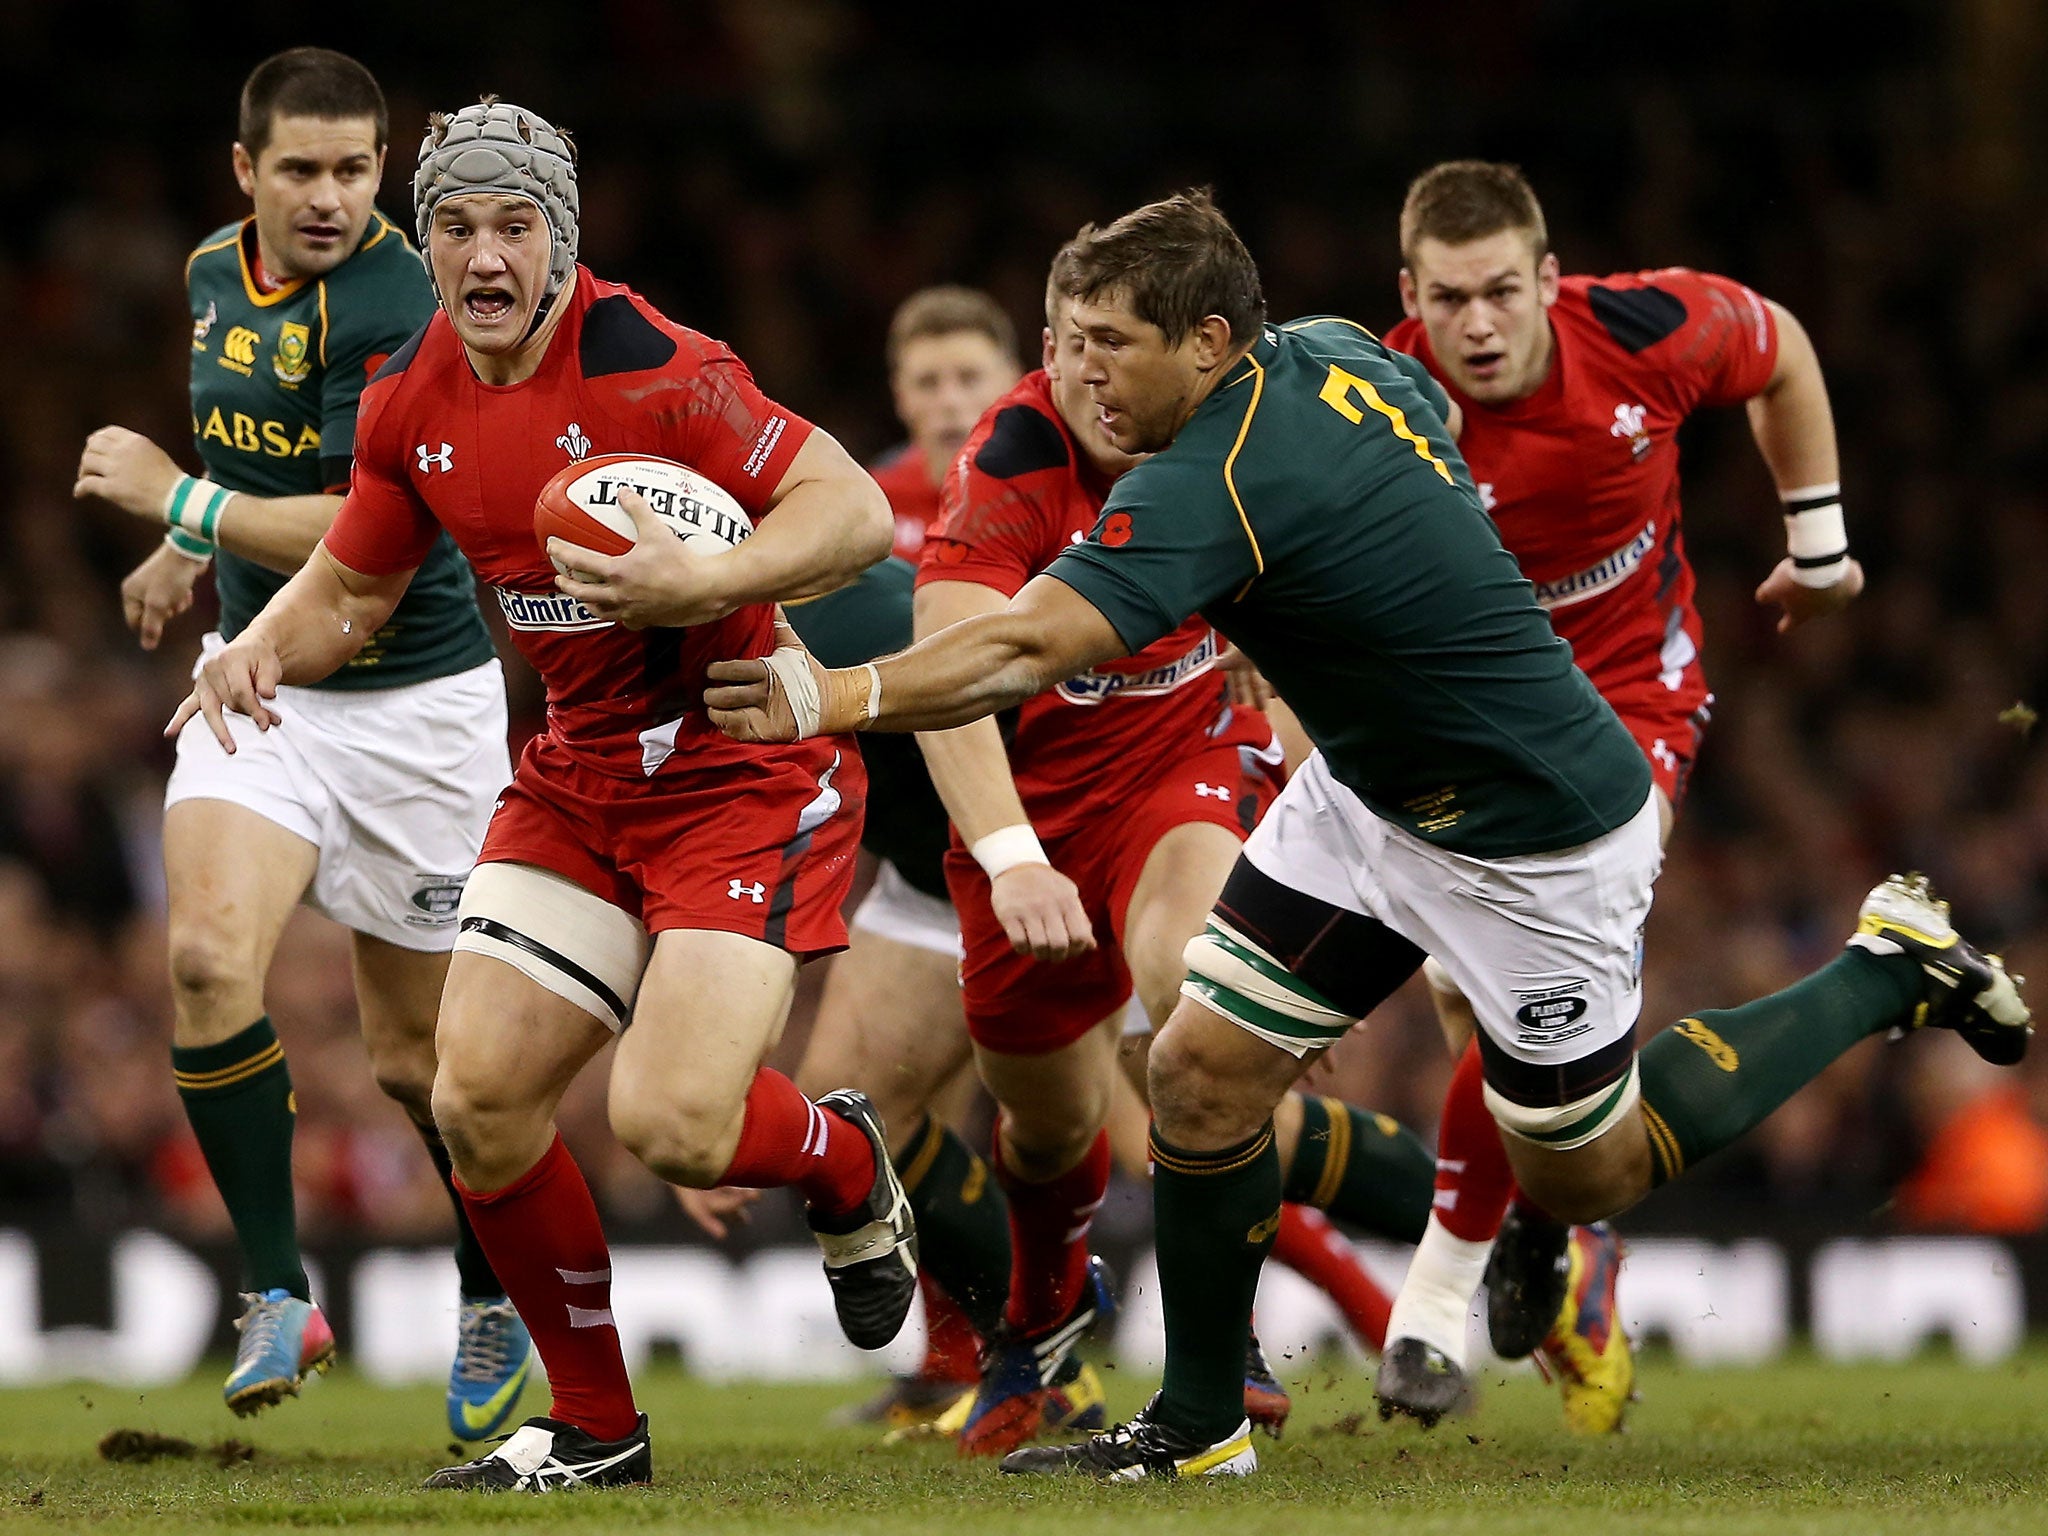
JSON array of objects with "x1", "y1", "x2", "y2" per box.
[
  {"x1": 416, "y1": 442, "x2": 454, "y2": 474},
  {"x1": 1194, "y1": 782, "x2": 1231, "y2": 800},
  {"x1": 556, "y1": 422, "x2": 592, "y2": 461},
  {"x1": 1477, "y1": 482, "x2": 1498, "y2": 512},
  {"x1": 1651, "y1": 737, "x2": 1678, "y2": 773},
  {"x1": 1610, "y1": 403, "x2": 1647, "y2": 439},
  {"x1": 728, "y1": 879, "x2": 766, "y2": 903}
]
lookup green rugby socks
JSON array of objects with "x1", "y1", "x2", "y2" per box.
[
  {"x1": 1152, "y1": 1122, "x2": 1282, "y2": 1441},
  {"x1": 1638, "y1": 949, "x2": 1920, "y2": 1183},
  {"x1": 172, "y1": 1016, "x2": 309, "y2": 1300},
  {"x1": 897, "y1": 1114, "x2": 1012, "y2": 1339},
  {"x1": 1281, "y1": 1093, "x2": 1434, "y2": 1242}
]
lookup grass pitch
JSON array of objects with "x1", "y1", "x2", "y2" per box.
[{"x1": 1, "y1": 1350, "x2": 2044, "y2": 1534}]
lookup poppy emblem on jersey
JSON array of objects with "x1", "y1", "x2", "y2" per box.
[
  {"x1": 416, "y1": 442, "x2": 454, "y2": 475},
  {"x1": 556, "y1": 422, "x2": 592, "y2": 461},
  {"x1": 1101, "y1": 511, "x2": 1135, "y2": 547},
  {"x1": 1610, "y1": 402, "x2": 1652, "y2": 462},
  {"x1": 273, "y1": 322, "x2": 312, "y2": 385},
  {"x1": 191, "y1": 300, "x2": 217, "y2": 351}
]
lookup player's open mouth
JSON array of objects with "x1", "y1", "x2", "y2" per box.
[
  {"x1": 464, "y1": 288, "x2": 517, "y2": 323},
  {"x1": 1463, "y1": 350, "x2": 1504, "y2": 377},
  {"x1": 298, "y1": 223, "x2": 342, "y2": 244}
]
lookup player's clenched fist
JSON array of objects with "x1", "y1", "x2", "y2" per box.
[
  {"x1": 167, "y1": 634, "x2": 288, "y2": 750},
  {"x1": 706, "y1": 617, "x2": 879, "y2": 742},
  {"x1": 74, "y1": 425, "x2": 182, "y2": 520},
  {"x1": 1754, "y1": 555, "x2": 1864, "y2": 635},
  {"x1": 989, "y1": 862, "x2": 1098, "y2": 963}
]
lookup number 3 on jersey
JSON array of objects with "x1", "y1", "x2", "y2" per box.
[{"x1": 1319, "y1": 364, "x2": 1453, "y2": 485}]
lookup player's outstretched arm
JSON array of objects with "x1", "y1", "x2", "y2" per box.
[
  {"x1": 166, "y1": 545, "x2": 416, "y2": 749},
  {"x1": 706, "y1": 573, "x2": 1126, "y2": 742},
  {"x1": 1747, "y1": 299, "x2": 1863, "y2": 633},
  {"x1": 913, "y1": 578, "x2": 1095, "y2": 963}
]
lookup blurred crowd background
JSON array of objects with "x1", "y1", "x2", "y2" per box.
[{"x1": 2, "y1": 0, "x2": 2046, "y2": 1256}]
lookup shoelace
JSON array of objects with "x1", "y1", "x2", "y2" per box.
[
  {"x1": 455, "y1": 1304, "x2": 519, "y2": 1384},
  {"x1": 234, "y1": 1293, "x2": 287, "y2": 1364}
]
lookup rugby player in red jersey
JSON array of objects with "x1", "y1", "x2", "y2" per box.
[
  {"x1": 917, "y1": 278, "x2": 1436, "y2": 1457},
  {"x1": 1374, "y1": 160, "x2": 1863, "y2": 1430},
  {"x1": 169, "y1": 98, "x2": 912, "y2": 1493}
]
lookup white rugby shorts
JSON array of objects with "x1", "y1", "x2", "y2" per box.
[
  {"x1": 848, "y1": 858, "x2": 962, "y2": 959},
  {"x1": 165, "y1": 634, "x2": 510, "y2": 951},
  {"x1": 1234, "y1": 751, "x2": 1661, "y2": 1076}
]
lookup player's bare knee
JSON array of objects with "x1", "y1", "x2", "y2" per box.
[
  {"x1": 1147, "y1": 1017, "x2": 1258, "y2": 1146},
  {"x1": 608, "y1": 1078, "x2": 737, "y2": 1187},
  {"x1": 165, "y1": 928, "x2": 260, "y2": 1022}
]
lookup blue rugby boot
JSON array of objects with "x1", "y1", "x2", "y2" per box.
[
  {"x1": 224, "y1": 1288, "x2": 335, "y2": 1416},
  {"x1": 448, "y1": 1296, "x2": 535, "y2": 1441}
]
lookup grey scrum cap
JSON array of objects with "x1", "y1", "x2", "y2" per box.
[{"x1": 414, "y1": 98, "x2": 579, "y2": 301}]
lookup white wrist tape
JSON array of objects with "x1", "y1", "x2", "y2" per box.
[
  {"x1": 163, "y1": 529, "x2": 213, "y2": 563},
  {"x1": 1781, "y1": 481, "x2": 1848, "y2": 588},
  {"x1": 861, "y1": 662, "x2": 882, "y2": 725},
  {"x1": 163, "y1": 474, "x2": 232, "y2": 546},
  {"x1": 971, "y1": 824, "x2": 1049, "y2": 879},
  {"x1": 763, "y1": 644, "x2": 824, "y2": 738}
]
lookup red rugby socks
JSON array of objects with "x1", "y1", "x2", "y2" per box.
[
  {"x1": 719, "y1": 1067, "x2": 876, "y2": 1218},
  {"x1": 454, "y1": 1135, "x2": 638, "y2": 1441},
  {"x1": 1434, "y1": 1039, "x2": 1518, "y2": 1242},
  {"x1": 995, "y1": 1127, "x2": 1111, "y2": 1337}
]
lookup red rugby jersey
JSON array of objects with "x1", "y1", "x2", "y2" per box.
[
  {"x1": 1385, "y1": 269, "x2": 1778, "y2": 723},
  {"x1": 326, "y1": 268, "x2": 818, "y2": 779},
  {"x1": 870, "y1": 444, "x2": 942, "y2": 563},
  {"x1": 918, "y1": 370, "x2": 1269, "y2": 842}
]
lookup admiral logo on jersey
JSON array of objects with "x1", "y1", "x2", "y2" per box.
[{"x1": 495, "y1": 588, "x2": 611, "y2": 633}]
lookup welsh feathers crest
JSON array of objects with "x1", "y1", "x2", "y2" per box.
[{"x1": 557, "y1": 423, "x2": 592, "y2": 461}]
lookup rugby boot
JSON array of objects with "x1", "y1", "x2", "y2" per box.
[
  {"x1": 1042, "y1": 1355, "x2": 1110, "y2": 1436},
  {"x1": 423, "y1": 1413, "x2": 651, "y2": 1491},
  {"x1": 1373, "y1": 1336, "x2": 1470, "y2": 1429},
  {"x1": 1000, "y1": 1394, "x2": 1257, "y2": 1480},
  {"x1": 957, "y1": 1255, "x2": 1116, "y2": 1458},
  {"x1": 834, "y1": 1372, "x2": 972, "y2": 1432},
  {"x1": 1483, "y1": 1205, "x2": 1574, "y2": 1360},
  {"x1": 1242, "y1": 1332, "x2": 1292, "y2": 1438},
  {"x1": 447, "y1": 1297, "x2": 535, "y2": 1442},
  {"x1": 1533, "y1": 1222, "x2": 1634, "y2": 1434},
  {"x1": 1849, "y1": 873, "x2": 2031, "y2": 1064},
  {"x1": 224, "y1": 1289, "x2": 335, "y2": 1416},
  {"x1": 889, "y1": 1351, "x2": 1106, "y2": 1447},
  {"x1": 808, "y1": 1089, "x2": 920, "y2": 1349}
]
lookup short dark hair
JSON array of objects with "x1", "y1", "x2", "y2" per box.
[
  {"x1": 1050, "y1": 188, "x2": 1265, "y2": 347},
  {"x1": 1399, "y1": 160, "x2": 1549, "y2": 266},
  {"x1": 238, "y1": 48, "x2": 388, "y2": 159},
  {"x1": 885, "y1": 286, "x2": 1018, "y2": 377}
]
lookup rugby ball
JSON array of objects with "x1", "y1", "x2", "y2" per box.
[{"x1": 534, "y1": 452, "x2": 753, "y2": 572}]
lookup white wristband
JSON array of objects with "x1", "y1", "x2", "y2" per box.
[
  {"x1": 163, "y1": 529, "x2": 213, "y2": 563},
  {"x1": 163, "y1": 474, "x2": 233, "y2": 544},
  {"x1": 1780, "y1": 482, "x2": 1848, "y2": 589},
  {"x1": 971, "y1": 824, "x2": 1049, "y2": 879}
]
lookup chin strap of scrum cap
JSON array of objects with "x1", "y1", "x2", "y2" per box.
[{"x1": 414, "y1": 97, "x2": 580, "y2": 338}]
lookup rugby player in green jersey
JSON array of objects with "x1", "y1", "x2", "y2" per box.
[
  {"x1": 704, "y1": 190, "x2": 2031, "y2": 1479},
  {"x1": 72, "y1": 49, "x2": 530, "y2": 1438}
]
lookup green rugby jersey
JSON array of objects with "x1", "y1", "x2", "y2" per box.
[
  {"x1": 786, "y1": 558, "x2": 950, "y2": 900},
  {"x1": 185, "y1": 213, "x2": 493, "y2": 688},
  {"x1": 1048, "y1": 316, "x2": 1649, "y2": 859}
]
